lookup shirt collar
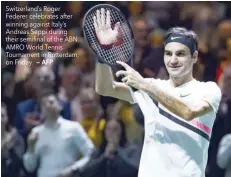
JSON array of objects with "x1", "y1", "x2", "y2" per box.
[
  {"x1": 169, "y1": 79, "x2": 196, "y2": 96},
  {"x1": 44, "y1": 116, "x2": 63, "y2": 129},
  {"x1": 176, "y1": 79, "x2": 196, "y2": 88}
]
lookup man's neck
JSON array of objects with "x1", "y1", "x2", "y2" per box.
[
  {"x1": 170, "y1": 74, "x2": 194, "y2": 87},
  {"x1": 44, "y1": 114, "x2": 60, "y2": 127}
]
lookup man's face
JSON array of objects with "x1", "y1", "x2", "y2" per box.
[
  {"x1": 62, "y1": 69, "x2": 82, "y2": 98},
  {"x1": 80, "y1": 93, "x2": 98, "y2": 118},
  {"x1": 34, "y1": 67, "x2": 55, "y2": 91},
  {"x1": 164, "y1": 42, "x2": 196, "y2": 78},
  {"x1": 134, "y1": 20, "x2": 149, "y2": 47},
  {"x1": 41, "y1": 95, "x2": 62, "y2": 115}
]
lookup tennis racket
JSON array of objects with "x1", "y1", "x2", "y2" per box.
[{"x1": 82, "y1": 4, "x2": 134, "y2": 66}]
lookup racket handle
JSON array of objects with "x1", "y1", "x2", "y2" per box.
[
  {"x1": 95, "y1": 55, "x2": 104, "y2": 64},
  {"x1": 130, "y1": 86, "x2": 138, "y2": 92},
  {"x1": 97, "y1": 59, "x2": 104, "y2": 64}
]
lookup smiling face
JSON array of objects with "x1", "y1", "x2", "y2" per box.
[{"x1": 164, "y1": 42, "x2": 197, "y2": 78}]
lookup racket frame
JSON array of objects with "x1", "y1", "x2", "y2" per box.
[{"x1": 82, "y1": 4, "x2": 135, "y2": 67}]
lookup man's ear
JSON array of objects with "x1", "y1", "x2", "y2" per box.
[{"x1": 192, "y1": 51, "x2": 198, "y2": 64}]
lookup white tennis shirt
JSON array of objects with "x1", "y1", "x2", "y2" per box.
[
  {"x1": 131, "y1": 79, "x2": 221, "y2": 177},
  {"x1": 23, "y1": 117, "x2": 94, "y2": 177}
]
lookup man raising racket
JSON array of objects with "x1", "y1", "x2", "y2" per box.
[{"x1": 94, "y1": 8, "x2": 221, "y2": 177}]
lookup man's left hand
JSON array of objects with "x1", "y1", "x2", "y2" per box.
[
  {"x1": 116, "y1": 61, "x2": 144, "y2": 89},
  {"x1": 59, "y1": 167, "x2": 74, "y2": 177}
]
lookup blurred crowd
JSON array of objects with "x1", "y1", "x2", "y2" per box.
[{"x1": 1, "y1": 1, "x2": 231, "y2": 177}]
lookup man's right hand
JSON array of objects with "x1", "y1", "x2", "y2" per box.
[
  {"x1": 27, "y1": 132, "x2": 38, "y2": 153},
  {"x1": 93, "y1": 8, "x2": 120, "y2": 45}
]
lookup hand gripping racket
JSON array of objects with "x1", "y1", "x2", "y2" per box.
[{"x1": 82, "y1": 4, "x2": 134, "y2": 66}]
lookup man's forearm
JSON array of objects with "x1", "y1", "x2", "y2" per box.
[
  {"x1": 23, "y1": 152, "x2": 38, "y2": 172},
  {"x1": 70, "y1": 156, "x2": 91, "y2": 172},
  {"x1": 95, "y1": 63, "x2": 114, "y2": 95},
  {"x1": 139, "y1": 79, "x2": 193, "y2": 121}
]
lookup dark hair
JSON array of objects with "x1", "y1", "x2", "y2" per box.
[
  {"x1": 164, "y1": 27, "x2": 198, "y2": 52},
  {"x1": 98, "y1": 119, "x2": 127, "y2": 155}
]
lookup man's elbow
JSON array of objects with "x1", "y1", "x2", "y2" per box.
[
  {"x1": 217, "y1": 155, "x2": 228, "y2": 169},
  {"x1": 182, "y1": 109, "x2": 195, "y2": 121},
  {"x1": 83, "y1": 139, "x2": 95, "y2": 156},
  {"x1": 182, "y1": 106, "x2": 209, "y2": 121},
  {"x1": 88, "y1": 143, "x2": 95, "y2": 156}
]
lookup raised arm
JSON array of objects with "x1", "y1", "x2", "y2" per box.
[
  {"x1": 116, "y1": 61, "x2": 222, "y2": 121},
  {"x1": 93, "y1": 9, "x2": 135, "y2": 103},
  {"x1": 95, "y1": 62, "x2": 134, "y2": 103}
]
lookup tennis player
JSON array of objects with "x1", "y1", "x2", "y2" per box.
[{"x1": 94, "y1": 9, "x2": 222, "y2": 177}]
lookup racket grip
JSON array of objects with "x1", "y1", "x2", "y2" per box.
[
  {"x1": 95, "y1": 56, "x2": 104, "y2": 64},
  {"x1": 130, "y1": 86, "x2": 138, "y2": 92},
  {"x1": 97, "y1": 59, "x2": 104, "y2": 64}
]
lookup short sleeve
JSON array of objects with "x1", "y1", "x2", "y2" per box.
[
  {"x1": 128, "y1": 78, "x2": 163, "y2": 105},
  {"x1": 202, "y1": 82, "x2": 222, "y2": 113}
]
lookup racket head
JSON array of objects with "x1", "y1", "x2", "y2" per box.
[{"x1": 82, "y1": 4, "x2": 134, "y2": 67}]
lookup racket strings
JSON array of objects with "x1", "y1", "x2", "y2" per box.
[{"x1": 83, "y1": 5, "x2": 133, "y2": 65}]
